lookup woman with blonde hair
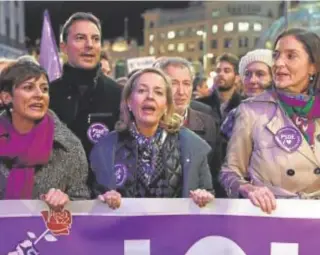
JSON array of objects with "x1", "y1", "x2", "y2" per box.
[{"x1": 90, "y1": 67, "x2": 214, "y2": 208}]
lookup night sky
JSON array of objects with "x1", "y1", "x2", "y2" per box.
[{"x1": 25, "y1": 1, "x2": 190, "y2": 46}]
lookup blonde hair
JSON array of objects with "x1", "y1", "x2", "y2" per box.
[{"x1": 116, "y1": 67, "x2": 182, "y2": 133}]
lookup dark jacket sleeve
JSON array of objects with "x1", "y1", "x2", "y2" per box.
[
  {"x1": 182, "y1": 128, "x2": 215, "y2": 195},
  {"x1": 89, "y1": 132, "x2": 118, "y2": 197},
  {"x1": 198, "y1": 152, "x2": 215, "y2": 195},
  {"x1": 207, "y1": 117, "x2": 225, "y2": 197}
]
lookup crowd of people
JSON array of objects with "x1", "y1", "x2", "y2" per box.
[{"x1": 0, "y1": 11, "x2": 320, "y2": 214}]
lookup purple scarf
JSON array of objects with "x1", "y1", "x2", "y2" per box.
[{"x1": 0, "y1": 114, "x2": 54, "y2": 199}]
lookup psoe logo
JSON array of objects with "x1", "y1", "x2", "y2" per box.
[{"x1": 87, "y1": 122, "x2": 109, "y2": 144}]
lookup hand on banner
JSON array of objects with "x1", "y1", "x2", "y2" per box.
[
  {"x1": 190, "y1": 189, "x2": 214, "y2": 207},
  {"x1": 40, "y1": 188, "x2": 70, "y2": 211},
  {"x1": 99, "y1": 190, "x2": 122, "y2": 209},
  {"x1": 239, "y1": 184, "x2": 276, "y2": 214}
]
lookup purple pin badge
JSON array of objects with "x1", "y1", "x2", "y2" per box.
[
  {"x1": 87, "y1": 122, "x2": 109, "y2": 144},
  {"x1": 274, "y1": 126, "x2": 302, "y2": 153},
  {"x1": 114, "y1": 164, "x2": 127, "y2": 186}
]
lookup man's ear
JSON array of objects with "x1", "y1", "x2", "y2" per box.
[{"x1": 60, "y1": 41, "x2": 67, "y2": 55}]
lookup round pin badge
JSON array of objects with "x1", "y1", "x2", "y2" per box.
[
  {"x1": 274, "y1": 127, "x2": 302, "y2": 153},
  {"x1": 87, "y1": 122, "x2": 109, "y2": 144},
  {"x1": 114, "y1": 164, "x2": 127, "y2": 186}
]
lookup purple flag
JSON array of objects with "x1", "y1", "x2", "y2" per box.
[{"x1": 39, "y1": 10, "x2": 62, "y2": 82}]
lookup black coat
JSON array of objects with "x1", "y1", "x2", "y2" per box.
[
  {"x1": 196, "y1": 90, "x2": 222, "y2": 125},
  {"x1": 49, "y1": 64, "x2": 122, "y2": 157},
  {"x1": 184, "y1": 108, "x2": 225, "y2": 197}
]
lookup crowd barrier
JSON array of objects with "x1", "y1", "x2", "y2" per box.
[{"x1": 1, "y1": 198, "x2": 319, "y2": 255}]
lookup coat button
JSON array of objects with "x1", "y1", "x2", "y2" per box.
[
  {"x1": 286, "y1": 169, "x2": 295, "y2": 176},
  {"x1": 314, "y1": 168, "x2": 320, "y2": 175}
]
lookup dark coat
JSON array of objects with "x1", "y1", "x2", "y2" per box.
[
  {"x1": 190, "y1": 99, "x2": 220, "y2": 125},
  {"x1": 196, "y1": 90, "x2": 222, "y2": 124},
  {"x1": 185, "y1": 108, "x2": 225, "y2": 197},
  {"x1": 49, "y1": 64, "x2": 122, "y2": 157},
  {"x1": 89, "y1": 127, "x2": 214, "y2": 198}
]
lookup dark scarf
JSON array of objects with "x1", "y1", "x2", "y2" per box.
[
  {"x1": 275, "y1": 90, "x2": 320, "y2": 148},
  {"x1": 129, "y1": 123, "x2": 165, "y2": 186},
  {"x1": 0, "y1": 114, "x2": 54, "y2": 199},
  {"x1": 63, "y1": 64, "x2": 100, "y2": 83}
]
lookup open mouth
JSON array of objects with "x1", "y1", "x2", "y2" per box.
[
  {"x1": 29, "y1": 103, "x2": 44, "y2": 111},
  {"x1": 141, "y1": 105, "x2": 156, "y2": 114},
  {"x1": 81, "y1": 54, "x2": 95, "y2": 60}
]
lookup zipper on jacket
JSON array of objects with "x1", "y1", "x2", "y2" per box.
[{"x1": 87, "y1": 112, "x2": 113, "y2": 124}]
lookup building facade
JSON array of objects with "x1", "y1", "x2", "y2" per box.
[
  {"x1": 102, "y1": 37, "x2": 144, "y2": 78},
  {"x1": 0, "y1": 1, "x2": 26, "y2": 58},
  {"x1": 257, "y1": 1, "x2": 320, "y2": 49},
  {"x1": 142, "y1": 1, "x2": 281, "y2": 74}
]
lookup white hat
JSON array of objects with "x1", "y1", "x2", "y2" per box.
[{"x1": 239, "y1": 49, "x2": 273, "y2": 80}]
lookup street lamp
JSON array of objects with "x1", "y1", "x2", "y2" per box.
[{"x1": 197, "y1": 29, "x2": 207, "y2": 74}]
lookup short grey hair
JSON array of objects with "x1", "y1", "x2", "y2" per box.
[{"x1": 153, "y1": 57, "x2": 195, "y2": 81}]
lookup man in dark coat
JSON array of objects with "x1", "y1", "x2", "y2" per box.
[
  {"x1": 156, "y1": 57, "x2": 225, "y2": 197},
  {"x1": 197, "y1": 53, "x2": 242, "y2": 125},
  {"x1": 49, "y1": 12, "x2": 121, "y2": 157}
]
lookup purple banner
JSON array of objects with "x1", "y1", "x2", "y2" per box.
[
  {"x1": 39, "y1": 10, "x2": 62, "y2": 82},
  {"x1": 0, "y1": 199, "x2": 319, "y2": 255}
]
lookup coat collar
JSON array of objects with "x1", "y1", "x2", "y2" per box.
[
  {"x1": 186, "y1": 108, "x2": 205, "y2": 132},
  {"x1": 115, "y1": 129, "x2": 136, "y2": 157},
  {"x1": 225, "y1": 91, "x2": 243, "y2": 113},
  {"x1": 243, "y1": 90, "x2": 276, "y2": 104},
  {"x1": 49, "y1": 110, "x2": 73, "y2": 152},
  {"x1": 252, "y1": 92, "x2": 320, "y2": 164}
]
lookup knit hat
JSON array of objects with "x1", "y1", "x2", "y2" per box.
[{"x1": 239, "y1": 49, "x2": 273, "y2": 80}]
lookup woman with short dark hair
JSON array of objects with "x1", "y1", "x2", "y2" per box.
[{"x1": 0, "y1": 61, "x2": 90, "y2": 209}]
